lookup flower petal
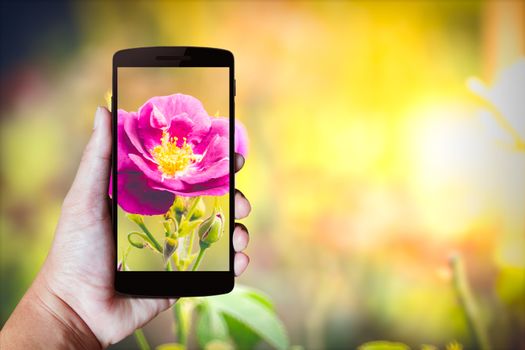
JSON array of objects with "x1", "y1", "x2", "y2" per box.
[
  {"x1": 165, "y1": 112, "x2": 195, "y2": 147},
  {"x1": 117, "y1": 110, "x2": 141, "y2": 171},
  {"x1": 117, "y1": 171, "x2": 175, "y2": 215},
  {"x1": 181, "y1": 135, "x2": 229, "y2": 184},
  {"x1": 158, "y1": 174, "x2": 229, "y2": 196},
  {"x1": 150, "y1": 104, "x2": 168, "y2": 129},
  {"x1": 137, "y1": 94, "x2": 212, "y2": 152},
  {"x1": 193, "y1": 117, "x2": 229, "y2": 155},
  {"x1": 179, "y1": 175, "x2": 229, "y2": 196},
  {"x1": 235, "y1": 120, "x2": 249, "y2": 157},
  {"x1": 120, "y1": 110, "x2": 156, "y2": 163},
  {"x1": 128, "y1": 153, "x2": 186, "y2": 189},
  {"x1": 137, "y1": 102, "x2": 164, "y2": 152},
  {"x1": 129, "y1": 152, "x2": 229, "y2": 195},
  {"x1": 115, "y1": 94, "x2": 245, "y2": 201},
  {"x1": 182, "y1": 158, "x2": 229, "y2": 184}
]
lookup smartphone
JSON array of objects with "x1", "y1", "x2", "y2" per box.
[{"x1": 112, "y1": 47, "x2": 235, "y2": 296}]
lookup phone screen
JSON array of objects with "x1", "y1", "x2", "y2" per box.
[{"x1": 116, "y1": 67, "x2": 230, "y2": 272}]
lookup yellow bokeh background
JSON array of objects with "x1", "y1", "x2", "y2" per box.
[{"x1": 1, "y1": 1, "x2": 524, "y2": 348}]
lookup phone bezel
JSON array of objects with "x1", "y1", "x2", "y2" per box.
[{"x1": 112, "y1": 47, "x2": 235, "y2": 297}]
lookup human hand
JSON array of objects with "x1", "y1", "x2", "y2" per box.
[{"x1": 1, "y1": 107, "x2": 252, "y2": 349}]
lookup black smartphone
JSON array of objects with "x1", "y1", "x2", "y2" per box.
[{"x1": 112, "y1": 47, "x2": 235, "y2": 297}]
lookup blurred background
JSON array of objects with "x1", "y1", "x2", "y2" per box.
[{"x1": 1, "y1": 1, "x2": 524, "y2": 349}]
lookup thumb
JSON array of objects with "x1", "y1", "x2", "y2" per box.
[{"x1": 63, "y1": 107, "x2": 112, "y2": 212}]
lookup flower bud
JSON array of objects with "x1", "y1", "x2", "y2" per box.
[
  {"x1": 162, "y1": 220, "x2": 171, "y2": 235},
  {"x1": 171, "y1": 196, "x2": 186, "y2": 216},
  {"x1": 178, "y1": 219, "x2": 201, "y2": 237},
  {"x1": 190, "y1": 197, "x2": 206, "y2": 221},
  {"x1": 126, "y1": 213, "x2": 145, "y2": 226},
  {"x1": 163, "y1": 237, "x2": 178, "y2": 263},
  {"x1": 198, "y1": 211, "x2": 224, "y2": 247},
  {"x1": 162, "y1": 217, "x2": 178, "y2": 237}
]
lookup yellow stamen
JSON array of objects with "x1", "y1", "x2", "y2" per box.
[{"x1": 151, "y1": 131, "x2": 197, "y2": 179}]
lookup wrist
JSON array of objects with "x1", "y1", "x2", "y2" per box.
[{"x1": 1, "y1": 275, "x2": 102, "y2": 350}]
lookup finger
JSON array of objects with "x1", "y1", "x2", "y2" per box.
[
  {"x1": 235, "y1": 153, "x2": 245, "y2": 173},
  {"x1": 233, "y1": 223, "x2": 249, "y2": 252},
  {"x1": 64, "y1": 107, "x2": 112, "y2": 208},
  {"x1": 234, "y1": 252, "x2": 249, "y2": 276},
  {"x1": 235, "y1": 190, "x2": 251, "y2": 219}
]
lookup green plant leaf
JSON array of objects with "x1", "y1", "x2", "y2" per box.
[
  {"x1": 196, "y1": 301, "x2": 229, "y2": 347},
  {"x1": 207, "y1": 286, "x2": 289, "y2": 350},
  {"x1": 222, "y1": 313, "x2": 261, "y2": 349},
  {"x1": 235, "y1": 285, "x2": 274, "y2": 311},
  {"x1": 357, "y1": 341, "x2": 410, "y2": 350},
  {"x1": 156, "y1": 343, "x2": 186, "y2": 350}
]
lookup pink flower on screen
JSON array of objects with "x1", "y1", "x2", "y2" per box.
[{"x1": 115, "y1": 93, "x2": 247, "y2": 215}]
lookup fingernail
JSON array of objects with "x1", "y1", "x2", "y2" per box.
[
  {"x1": 235, "y1": 154, "x2": 245, "y2": 169},
  {"x1": 234, "y1": 253, "x2": 249, "y2": 276},
  {"x1": 93, "y1": 107, "x2": 102, "y2": 129},
  {"x1": 233, "y1": 226, "x2": 249, "y2": 252}
]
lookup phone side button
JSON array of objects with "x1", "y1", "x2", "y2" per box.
[{"x1": 234, "y1": 79, "x2": 236, "y2": 96}]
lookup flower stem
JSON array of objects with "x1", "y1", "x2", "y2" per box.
[
  {"x1": 171, "y1": 255, "x2": 179, "y2": 271},
  {"x1": 128, "y1": 217, "x2": 163, "y2": 253},
  {"x1": 187, "y1": 196, "x2": 200, "y2": 217},
  {"x1": 450, "y1": 254, "x2": 490, "y2": 350},
  {"x1": 174, "y1": 301, "x2": 188, "y2": 346},
  {"x1": 133, "y1": 329, "x2": 151, "y2": 350},
  {"x1": 187, "y1": 229, "x2": 196, "y2": 258},
  {"x1": 138, "y1": 223, "x2": 163, "y2": 253},
  {"x1": 127, "y1": 232, "x2": 162, "y2": 254},
  {"x1": 192, "y1": 247, "x2": 207, "y2": 271},
  {"x1": 119, "y1": 245, "x2": 131, "y2": 271}
]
